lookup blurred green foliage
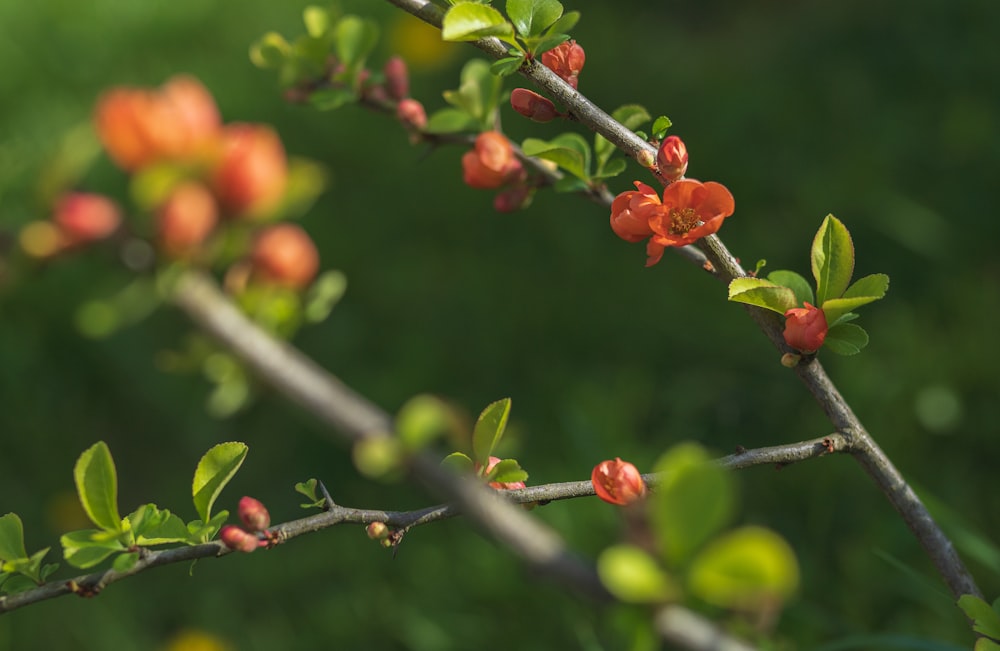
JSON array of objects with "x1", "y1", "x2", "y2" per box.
[{"x1": 2, "y1": 0, "x2": 999, "y2": 649}]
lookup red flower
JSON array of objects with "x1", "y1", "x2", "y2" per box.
[
  {"x1": 542, "y1": 40, "x2": 585, "y2": 89},
  {"x1": 462, "y1": 132, "x2": 524, "y2": 190},
  {"x1": 156, "y1": 181, "x2": 218, "y2": 258},
  {"x1": 250, "y1": 224, "x2": 320, "y2": 289},
  {"x1": 783, "y1": 302, "x2": 828, "y2": 352},
  {"x1": 52, "y1": 193, "x2": 121, "y2": 245},
  {"x1": 646, "y1": 179, "x2": 735, "y2": 265},
  {"x1": 610, "y1": 181, "x2": 659, "y2": 243},
  {"x1": 591, "y1": 458, "x2": 646, "y2": 506},
  {"x1": 656, "y1": 135, "x2": 689, "y2": 183},
  {"x1": 211, "y1": 123, "x2": 288, "y2": 219},
  {"x1": 480, "y1": 456, "x2": 526, "y2": 490}
]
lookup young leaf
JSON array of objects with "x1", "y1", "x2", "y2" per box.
[
  {"x1": 111, "y1": 551, "x2": 140, "y2": 572},
  {"x1": 821, "y1": 274, "x2": 889, "y2": 324},
  {"x1": 728, "y1": 278, "x2": 798, "y2": 315},
  {"x1": 650, "y1": 115, "x2": 673, "y2": 140},
  {"x1": 192, "y1": 442, "x2": 249, "y2": 523},
  {"x1": 811, "y1": 215, "x2": 855, "y2": 305},
  {"x1": 424, "y1": 108, "x2": 479, "y2": 134},
  {"x1": 597, "y1": 545, "x2": 680, "y2": 603},
  {"x1": 295, "y1": 478, "x2": 320, "y2": 503},
  {"x1": 472, "y1": 398, "x2": 512, "y2": 467},
  {"x1": 442, "y1": 59, "x2": 503, "y2": 126},
  {"x1": 766, "y1": 270, "x2": 814, "y2": 307},
  {"x1": 487, "y1": 458, "x2": 528, "y2": 484},
  {"x1": 333, "y1": 15, "x2": 379, "y2": 69},
  {"x1": 521, "y1": 133, "x2": 591, "y2": 180},
  {"x1": 824, "y1": 323, "x2": 869, "y2": 355},
  {"x1": 441, "y1": 452, "x2": 475, "y2": 474},
  {"x1": 507, "y1": 0, "x2": 563, "y2": 38},
  {"x1": 128, "y1": 505, "x2": 189, "y2": 546},
  {"x1": 0, "y1": 513, "x2": 28, "y2": 562},
  {"x1": 309, "y1": 88, "x2": 357, "y2": 111},
  {"x1": 396, "y1": 394, "x2": 456, "y2": 451},
  {"x1": 596, "y1": 105, "x2": 650, "y2": 169},
  {"x1": 60, "y1": 530, "x2": 125, "y2": 569},
  {"x1": 650, "y1": 443, "x2": 734, "y2": 567},
  {"x1": 442, "y1": 4, "x2": 514, "y2": 42},
  {"x1": 249, "y1": 32, "x2": 291, "y2": 69},
  {"x1": 302, "y1": 6, "x2": 332, "y2": 39},
  {"x1": 958, "y1": 594, "x2": 1000, "y2": 641},
  {"x1": 592, "y1": 157, "x2": 627, "y2": 180},
  {"x1": 490, "y1": 55, "x2": 524, "y2": 77},
  {"x1": 74, "y1": 442, "x2": 123, "y2": 533},
  {"x1": 526, "y1": 33, "x2": 569, "y2": 58},
  {"x1": 687, "y1": 526, "x2": 799, "y2": 610},
  {"x1": 543, "y1": 10, "x2": 579, "y2": 36}
]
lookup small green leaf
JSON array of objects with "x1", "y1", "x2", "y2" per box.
[
  {"x1": 521, "y1": 134, "x2": 590, "y2": 180},
  {"x1": 441, "y1": 452, "x2": 474, "y2": 474},
  {"x1": 811, "y1": 214, "x2": 855, "y2": 305},
  {"x1": 821, "y1": 274, "x2": 889, "y2": 324},
  {"x1": 249, "y1": 32, "x2": 291, "y2": 69},
  {"x1": 507, "y1": 0, "x2": 563, "y2": 37},
  {"x1": 0, "y1": 513, "x2": 28, "y2": 561},
  {"x1": 727, "y1": 278, "x2": 798, "y2": 315},
  {"x1": 442, "y1": 59, "x2": 503, "y2": 127},
  {"x1": 472, "y1": 398, "x2": 512, "y2": 467},
  {"x1": 766, "y1": 270, "x2": 814, "y2": 307},
  {"x1": 309, "y1": 88, "x2": 357, "y2": 111},
  {"x1": 304, "y1": 270, "x2": 347, "y2": 323},
  {"x1": 688, "y1": 526, "x2": 799, "y2": 610},
  {"x1": 128, "y1": 505, "x2": 189, "y2": 546},
  {"x1": 333, "y1": 15, "x2": 379, "y2": 69},
  {"x1": 543, "y1": 10, "x2": 579, "y2": 36},
  {"x1": 650, "y1": 443, "x2": 734, "y2": 567},
  {"x1": 593, "y1": 157, "x2": 627, "y2": 180},
  {"x1": 303, "y1": 6, "x2": 332, "y2": 39},
  {"x1": 490, "y1": 55, "x2": 524, "y2": 77},
  {"x1": 74, "y1": 442, "x2": 122, "y2": 533},
  {"x1": 187, "y1": 511, "x2": 230, "y2": 545},
  {"x1": 597, "y1": 105, "x2": 650, "y2": 168},
  {"x1": 650, "y1": 116, "x2": 673, "y2": 139},
  {"x1": 552, "y1": 176, "x2": 588, "y2": 193},
  {"x1": 425, "y1": 108, "x2": 479, "y2": 134},
  {"x1": 959, "y1": 594, "x2": 1000, "y2": 640},
  {"x1": 192, "y1": 442, "x2": 248, "y2": 523},
  {"x1": 295, "y1": 479, "x2": 319, "y2": 503},
  {"x1": 597, "y1": 545, "x2": 680, "y2": 603},
  {"x1": 111, "y1": 551, "x2": 140, "y2": 573},
  {"x1": 976, "y1": 639, "x2": 1000, "y2": 651},
  {"x1": 525, "y1": 33, "x2": 569, "y2": 58},
  {"x1": 60, "y1": 529, "x2": 125, "y2": 569},
  {"x1": 824, "y1": 322, "x2": 869, "y2": 355},
  {"x1": 442, "y1": 4, "x2": 514, "y2": 41},
  {"x1": 397, "y1": 394, "x2": 457, "y2": 451},
  {"x1": 487, "y1": 458, "x2": 528, "y2": 484}
]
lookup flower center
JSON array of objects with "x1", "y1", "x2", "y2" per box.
[{"x1": 668, "y1": 207, "x2": 701, "y2": 235}]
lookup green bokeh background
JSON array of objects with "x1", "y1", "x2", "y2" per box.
[{"x1": 2, "y1": 1, "x2": 999, "y2": 649}]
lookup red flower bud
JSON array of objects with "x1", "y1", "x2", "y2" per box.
[
  {"x1": 52, "y1": 193, "x2": 122, "y2": 245},
  {"x1": 510, "y1": 88, "x2": 559, "y2": 123},
  {"x1": 238, "y1": 496, "x2": 271, "y2": 532},
  {"x1": 396, "y1": 98, "x2": 427, "y2": 131},
  {"x1": 250, "y1": 223, "x2": 320, "y2": 289},
  {"x1": 493, "y1": 184, "x2": 532, "y2": 213},
  {"x1": 783, "y1": 302, "x2": 828, "y2": 352},
  {"x1": 541, "y1": 40, "x2": 585, "y2": 89},
  {"x1": 211, "y1": 124, "x2": 287, "y2": 219},
  {"x1": 219, "y1": 525, "x2": 259, "y2": 553},
  {"x1": 462, "y1": 132, "x2": 524, "y2": 190},
  {"x1": 383, "y1": 56, "x2": 410, "y2": 101},
  {"x1": 656, "y1": 135, "x2": 689, "y2": 183},
  {"x1": 591, "y1": 458, "x2": 646, "y2": 506},
  {"x1": 479, "y1": 456, "x2": 526, "y2": 490},
  {"x1": 156, "y1": 181, "x2": 218, "y2": 258}
]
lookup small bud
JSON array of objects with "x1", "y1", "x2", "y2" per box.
[
  {"x1": 510, "y1": 89, "x2": 559, "y2": 123},
  {"x1": 637, "y1": 148, "x2": 656, "y2": 169},
  {"x1": 783, "y1": 302, "x2": 828, "y2": 353},
  {"x1": 238, "y1": 496, "x2": 271, "y2": 532},
  {"x1": 780, "y1": 352, "x2": 801, "y2": 368},
  {"x1": 250, "y1": 223, "x2": 320, "y2": 289},
  {"x1": 493, "y1": 185, "x2": 532, "y2": 213},
  {"x1": 396, "y1": 98, "x2": 427, "y2": 131},
  {"x1": 591, "y1": 458, "x2": 646, "y2": 506},
  {"x1": 656, "y1": 135, "x2": 689, "y2": 183},
  {"x1": 541, "y1": 40, "x2": 585, "y2": 89},
  {"x1": 211, "y1": 123, "x2": 287, "y2": 219},
  {"x1": 53, "y1": 193, "x2": 122, "y2": 246},
  {"x1": 383, "y1": 56, "x2": 410, "y2": 101},
  {"x1": 220, "y1": 525, "x2": 259, "y2": 553},
  {"x1": 156, "y1": 181, "x2": 218, "y2": 258},
  {"x1": 366, "y1": 522, "x2": 390, "y2": 540}
]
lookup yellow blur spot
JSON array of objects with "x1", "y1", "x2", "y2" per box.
[
  {"x1": 19, "y1": 221, "x2": 64, "y2": 258},
  {"x1": 162, "y1": 629, "x2": 233, "y2": 651},
  {"x1": 387, "y1": 14, "x2": 459, "y2": 71}
]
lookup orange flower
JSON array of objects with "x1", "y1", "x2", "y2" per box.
[
  {"x1": 542, "y1": 40, "x2": 585, "y2": 89},
  {"x1": 591, "y1": 458, "x2": 646, "y2": 506},
  {"x1": 211, "y1": 124, "x2": 288, "y2": 218},
  {"x1": 610, "y1": 181, "x2": 659, "y2": 243},
  {"x1": 783, "y1": 302, "x2": 828, "y2": 352},
  {"x1": 250, "y1": 224, "x2": 319, "y2": 289},
  {"x1": 461, "y1": 131, "x2": 524, "y2": 190},
  {"x1": 646, "y1": 179, "x2": 735, "y2": 264},
  {"x1": 156, "y1": 181, "x2": 218, "y2": 258}
]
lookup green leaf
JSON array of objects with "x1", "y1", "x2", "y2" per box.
[
  {"x1": 977, "y1": 639, "x2": 1000, "y2": 651},
  {"x1": 958, "y1": 594, "x2": 1000, "y2": 640},
  {"x1": 60, "y1": 529, "x2": 125, "y2": 569},
  {"x1": 441, "y1": 452, "x2": 475, "y2": 474},
  {"x1": 249, "y1": 32, "x2": 291, "y2": 69},
  {"x1": 552, "y1": 176, "x2": 588, "y2": 193},
  {"x1": 727, "y1": 278, "x2": 798, "y2": 315},
  {"x1": 442, "y1": 59, "x2": 503, "y2": 126},
  {"x1": 309, "y1": 88, "x2": 357, "y2": 111},
  {"x1": 767, "y1": 270, "x2": 814, "y2": 307},
  {"x1": 442, "y1": 4, "x2": 514, "y2": 41},
  {"x1": 596, "y1": 105, "x2": 650, "y2": 168},
  {"x1": 507, "y1": 0, "x2": 563, "y2": 37},
  {"x1": 303, "y1": 270, "x2": 347, "y2": 323},
  {"x1": 0, "y1": 513, "x2": 28, "y2": 561},
  {"x1": 295, "y1": 478, "x2": 319, "y2": 502},
  {"x1": 74, "y1": 442, "x2": 122, "y2": 533},
  {"x1": 811, "y1": 214, "x2": 855, "y2": 305},
  {"x1": 397, "y1": 394, "x2": 457, "y2": 451},
  {"x1": 543, "y1": 10, "x2": 579, "y2": 36},
  {"x1": 593, "y1": 157, "x2": 627, "y2": 180},
  {"x1": 521, "y1": 133, "x2": 591, "y2": 180},
  {"x1": 821, "y1": 274, "x2": 889, "y2": 324},
  {"x1": 333, "y1": 15, "x2": 379, "y2": 69},
  {"x1": 192, "y1": 442, "x2": 249, "y2": 523},
  {"x1": 472, "y1": 398, "x2": 512, "y2": 467},
  {"x1": 128, "y1": 505, "x2": 189, "y2": 546},
  {"x1": 824, "y1": 322, "x2": 869, "y2": 355},
  {"x1": 486, "y1": 458, "x2": 528, "y2": 484},
  {"x1": 111, "y1": 551, "x2": 140, "y2": 573},
  {"x1": 303, "y1": 6, "x2": 332, "y2": 39},
  {"x1": 187, "y1": 511, "x2": 230, "y2": 545},
  {"x1": 687, "y1": 526, "x2": 799, "y2": 610},
  {"x1": 525, "y1": 33, "x2": 569, "y2": 58},
  {"x1": 650, "y1": 115, "x2": 673, "y2": 139},
  {"x1": 650, "y1": 443, "x2": 734, "y2": 567},
  {"x1": 490, "y1": 55, "x2": 524, "y2": 77},
  {"x1": 424, "y1": 108, "x2": 479, "y2": 134},
  {"x1": 597, "y1": 545, "x2": 680, "y2": 603}
]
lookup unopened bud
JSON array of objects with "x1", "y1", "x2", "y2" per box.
[
  {"x1": 396, "y1": 98, "x2": 427, "y2": 131},
  {"x1": 250, "y1": 223, "x2": 320, "y2": 289},
  {"x1": 780, "y1": 352, "x2": 802, "y2": 368},
  {"x1": 383, "y1": 56, "x2": 409, "y2": 101},
  {"x1": 493, "y1": 185, "x2": 532, "y2": 213},
  {"x1": 510, "y1": 88, "x2": 559, "y2": 123},
  {"x1": 53, "y1": 193, "x2": 122, "y2": 246},
  {"x1": 637, "y1": 149, "x2": 656, "y2": 169},
  {"x1": 238, "y1": 496, "x2": 271, "y2": 532},
  {"x1": 366, "y1": 522, "x2": 390, "y2": 540},
  {"x1": 656, "y1": 135, "x2": 688, "y2": 183},
  {"x1": 220, "y1": 525, "x2": 259, "y2": 553}
]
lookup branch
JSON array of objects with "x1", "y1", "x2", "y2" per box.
[{"x1": 385, "y1": 0, "x2": 981, "y2": 601}]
